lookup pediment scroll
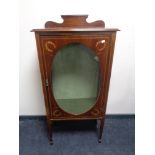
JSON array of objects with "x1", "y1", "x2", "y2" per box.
[{"x1": 45, "y1": 15, "x2": 105, "y2": 28}]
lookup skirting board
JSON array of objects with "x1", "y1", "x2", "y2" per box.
[{"x1": 19, "y1": 114, "x2": 135, "y2": 120}]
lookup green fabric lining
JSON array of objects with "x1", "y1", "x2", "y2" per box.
[
  {"x1": 51, "y1": 43, "x2": 100, "y2": 114},
  {"x1": 56, "y1": 98, "x2": 96, "y2": 115}
]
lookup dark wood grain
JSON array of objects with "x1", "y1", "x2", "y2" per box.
[
  {"x1": 45, "y1": 15, "x2": 105, "y2": 28},
  {"x1": 32, "y1": 15, "x2": 119, "y2": 144}
]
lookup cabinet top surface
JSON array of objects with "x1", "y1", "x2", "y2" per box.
[{"x1": 31, "y1": 28, "x2": 119, "y2": 32}]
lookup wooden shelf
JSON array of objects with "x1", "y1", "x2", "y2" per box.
[{"x1": 56, "y1": 98, "x2": 96, "y2": 115}]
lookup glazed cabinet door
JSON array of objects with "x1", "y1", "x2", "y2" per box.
[{"x1": 39, "y1": 34, "x2": 112, "y2": 120}]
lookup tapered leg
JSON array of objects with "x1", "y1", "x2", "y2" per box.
[
  {"x1": 98, "y1": 118, "x2": 104, "y2": 143},
  {"x1": 47, "y1": 120, "x2": 53, "y2": 145}
]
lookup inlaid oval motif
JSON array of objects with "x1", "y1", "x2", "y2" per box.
[
  {"x1": 96, "y1": 40, "x2": 106, "y2": 52},
  {"x1": 45, "y1": 41, "x2": 56, "y2": 52},
  {"x1": 51, "y1": 43, "x2": 101, "y2": 115}
]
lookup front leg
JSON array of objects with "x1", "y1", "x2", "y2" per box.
[
  {"x1": 98, "y1": 118, "x2": 104, "y2": 143},
  {"x1": 47, "y1": 120, "x2": 53, "y2": 145}
]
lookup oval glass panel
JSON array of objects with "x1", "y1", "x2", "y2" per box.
[{"x1": 51, "y1": 43, "x2": 100, "y2": 115}]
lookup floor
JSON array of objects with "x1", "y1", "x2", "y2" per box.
[{"x1": 19, "y1": 116, "x2": 135, "y2": 155}]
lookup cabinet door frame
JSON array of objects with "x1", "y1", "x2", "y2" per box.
[{"x1": 36, "y1": 33, "x2": 115, "y2": 120}]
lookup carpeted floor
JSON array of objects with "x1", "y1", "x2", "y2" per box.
[{"x1": 19, "y1": 116, "x2": 135, "y2": 155}]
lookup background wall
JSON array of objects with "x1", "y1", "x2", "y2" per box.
[{"x1": 19, "y1": 0, "x2": 135, "y2": 115}]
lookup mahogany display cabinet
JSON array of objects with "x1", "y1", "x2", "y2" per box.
[{"x1": 31, "y1": 15, "x2": 119, "y2": 144}]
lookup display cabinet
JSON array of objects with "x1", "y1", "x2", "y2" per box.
[{"x1": 31, "y1": 15, "x2": 119, "y2": 144}]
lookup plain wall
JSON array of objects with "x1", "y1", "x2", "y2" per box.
[{"x1": 19, "y1": 0, "x2": 135, "y2": 115}]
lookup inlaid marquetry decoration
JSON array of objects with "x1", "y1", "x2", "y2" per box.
[
  {"x1": 45, "y1": 41, "x2": 56, "y2": 53},
  {"x1": 96, "y1": 40, "x2": 106, "y2": 54},
  {"x1": 90, "y1": 108, "x2": 100, "y2": 116},
  {"x1": 53, "y1": 108, "x2": 62, "y2": 117}
]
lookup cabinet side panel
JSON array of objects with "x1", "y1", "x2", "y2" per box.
[
  {"x1": 34, "y1": 32, "x2": 51, "y2": 118},
  {"x1": 102, "y1": 32, "x2": 117, "y2": 114}
]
